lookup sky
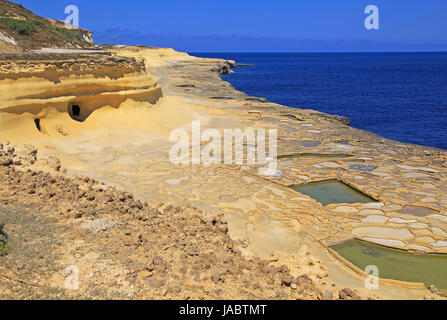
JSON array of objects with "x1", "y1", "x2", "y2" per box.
[{"x1": 13, "y1": 0, "x2": 447, "y2": 52}]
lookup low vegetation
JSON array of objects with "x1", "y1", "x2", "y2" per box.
[
  {"x1": 0, "y1": 17, "x2": 83, "y2": 41},
  {"x1": 0, "y1": 241, "x2": 10, "y2": 256},
  {"x1": 0, "y1": 0, "x2": 93, "y2": 50},
  {"x1": 0, "y1": 222, "x2": 9, "y2": 256},
  {"x1": 0, "y1": 17, "x2": 38, "y2": 36},
  {"x1": 55, "y1": 26, "x2": 85, "y2": 43}
]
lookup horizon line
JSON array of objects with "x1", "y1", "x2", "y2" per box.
[{"x1": 187, "y1": 51, "x2": 447, "y2": 54}]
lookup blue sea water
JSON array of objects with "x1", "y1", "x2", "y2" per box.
[{"x1": 192, "y1": 53, "x2": 447, "y2": 150}]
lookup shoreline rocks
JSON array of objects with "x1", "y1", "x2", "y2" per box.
[{"x1": 0, "y1": 141, "x2": 365, "y2": 299}]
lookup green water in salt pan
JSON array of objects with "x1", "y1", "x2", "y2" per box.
[
  {"x1": 291, "y1": 180, "x2": 376, "y2": 206},
  {"x1": 332, "y1": 239, "x2": 447, "y2": 289}
]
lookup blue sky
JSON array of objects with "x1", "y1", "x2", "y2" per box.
[{"x1": 14, "y1": 0, "x2": 447, "y2": 52}]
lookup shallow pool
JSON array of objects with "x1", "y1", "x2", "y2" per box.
[
  {"x1": 291, "y1": 180, "x2": 376, "y2": 206},
  {"x1": 332, "y1": 239, "x2": 447, "y2": 289}
]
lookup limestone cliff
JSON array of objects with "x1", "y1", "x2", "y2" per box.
[{"x1": 0, "y1": 52, "x2": 162, "y2": 138}]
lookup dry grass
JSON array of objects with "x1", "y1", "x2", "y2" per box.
[{"x1": 0, "y1": 205, "x2": 74, "y2": 299}]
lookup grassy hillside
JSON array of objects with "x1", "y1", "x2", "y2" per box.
[{"x1": 0, "y1": 0, "x2": 93, "y2": 50}]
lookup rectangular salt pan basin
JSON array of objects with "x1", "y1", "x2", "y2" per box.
[
  {"x1": 332, "y1": 239, "x2": 447, "y2": 289},
  {"x1": 291, "y1": 180, "x2": 376, "y2": 206}
]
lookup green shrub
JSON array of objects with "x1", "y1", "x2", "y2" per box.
[
  {"x1": 56, "y1": 27, "x2": 76, "y2": 40},
  {"x1": 56, "y1": 27, "x2": 85, "y2": 43},
  {"x1": 0, "y1": 224, "x2": 9, "y2": 256},
  {"x1": 0, "y1": 241, "x2": 10, "y2": 256},
  {"x1": 0, "y1": 17, "x2": 37, "y2": 36},
  {"x1": 31, "y1": 19, "x2": 51, "y2": 30}
]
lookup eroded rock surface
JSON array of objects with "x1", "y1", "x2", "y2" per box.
[
  {"x1": 0, "y1": 142, "x2": 367, "y2": 300},
  {"x1": 1, "y1": 45, "x2": 446, "y2": 300}
]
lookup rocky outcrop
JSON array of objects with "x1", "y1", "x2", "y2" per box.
[
  {"x1": 0, "y1": 53, "x2": 145, "y2": 80},
  {"x1": 0, "y1": 31, "x2": 21, "y2": 53},
  {"x1": 0, "y1": 53, "x2": 162, "y2": 131},
  {"x1": 0, "y1": 141, "x2": 368, "y2": 299},
  {"x1": 0, "y1": 30, "x2": 16, "y2": 45},
  {"x1": 211, "y1": 60, "x2": 236, "y2": 74},
  {"x1": 0, "y1": 39, "x2": 20, "y2": 52}
]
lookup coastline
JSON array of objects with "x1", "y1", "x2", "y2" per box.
[
  {"x1": 0, "y1": 45, "x2": 446, "y2": 299},
  {"x1": 196, "y1": 52, "x2": 447, "y2": 151},
  {"x1": 141, "y1": 48, "x2": 447, "y2": 297}
]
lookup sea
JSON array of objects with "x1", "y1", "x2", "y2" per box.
[{"x1": 192, "y1": 52, "x2": 447, "y2": 150}]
